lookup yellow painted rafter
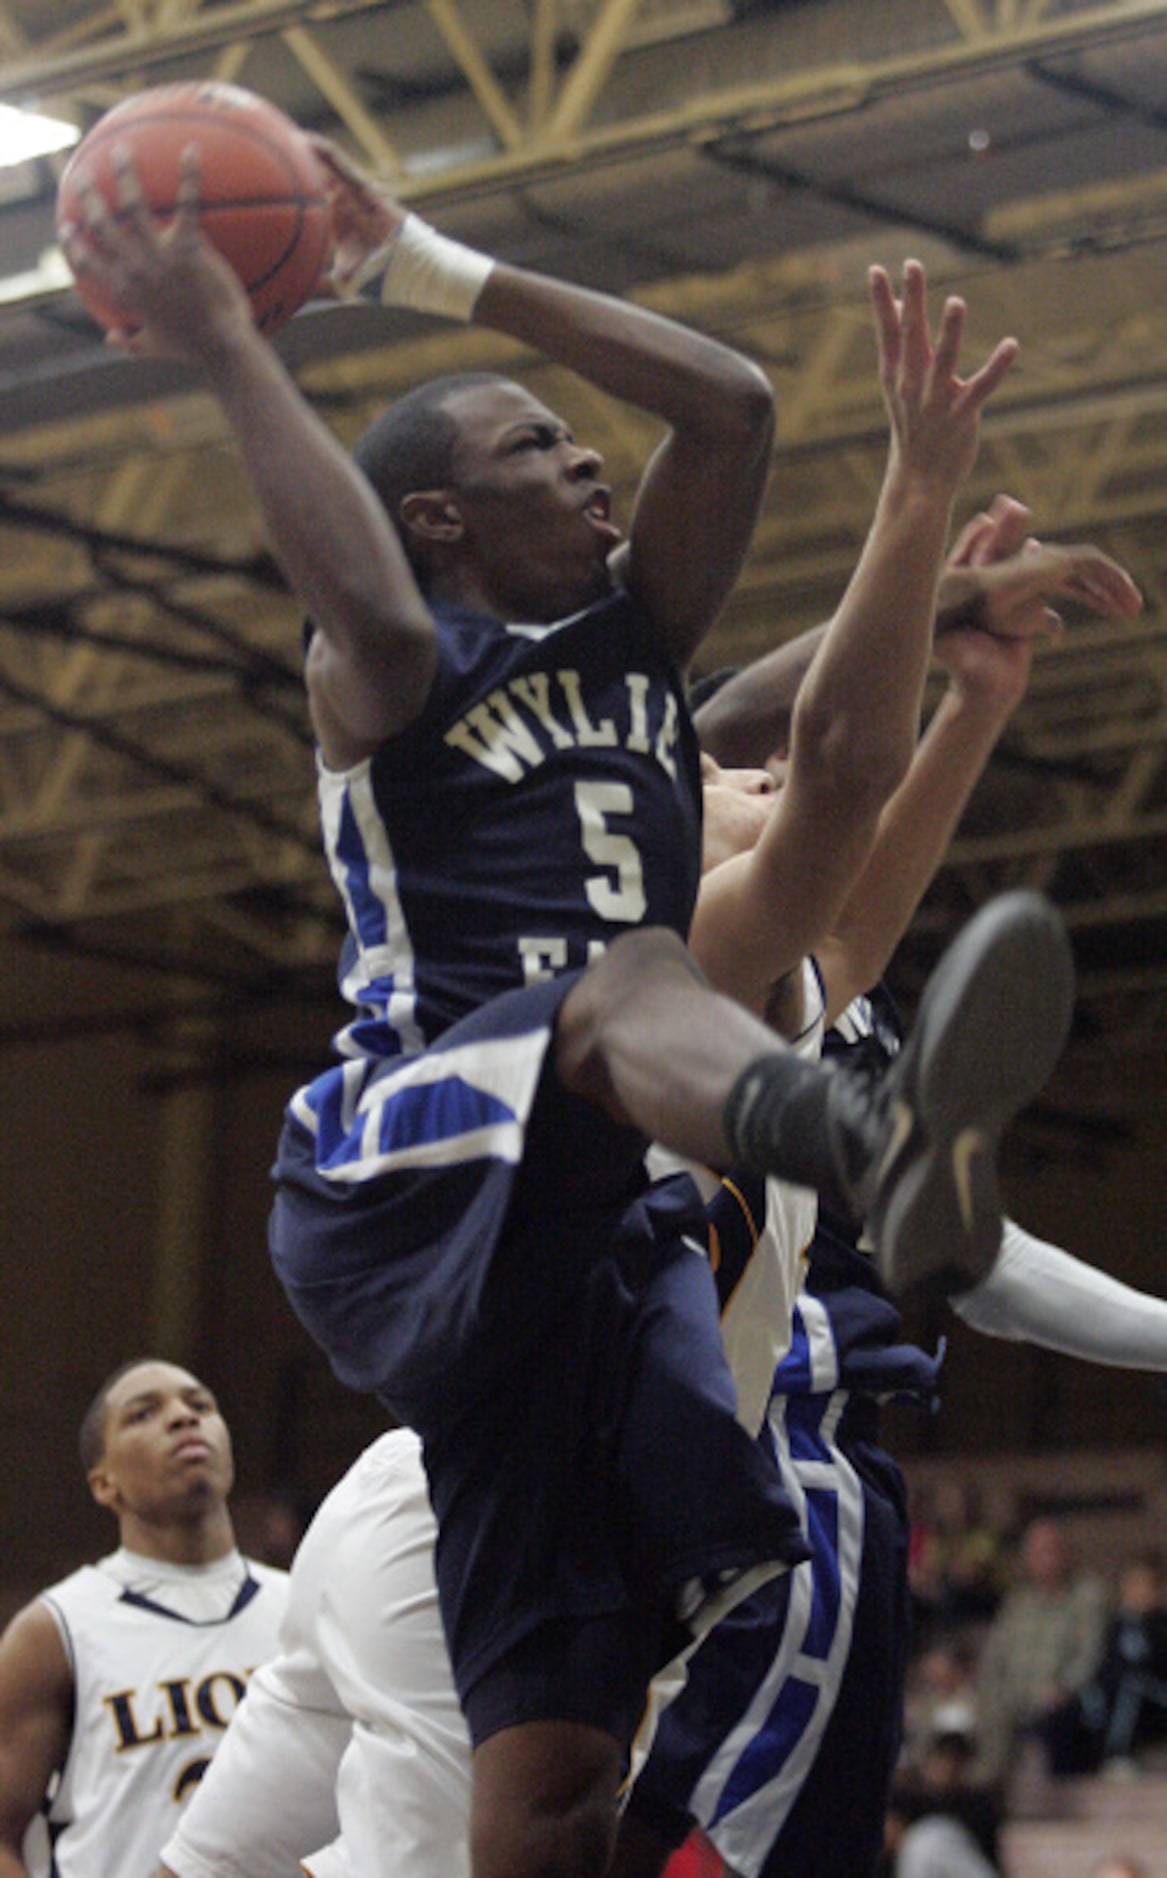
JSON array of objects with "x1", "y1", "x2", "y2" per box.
[
  {"x1": 3, "y1": 0, "x2": 1167, "y2": 219},
  {"x1": 281, "y1": 24, "x2": 408, "y2": 176},
  {"x1": 0, "y1": 3, "x2": 28, "y2": 57},
  {"x1": 38, "y1": 5, "x2": 148, "y2": 59},
  {"x1": 156, "y1": 0, "x2": 207, "y2": 25},
  {"x1": 424, "y1": 0, "x2": 523, "y2": 151},
  {"x1": 941, "y1": 0, "x2": 990, "y2": 37},
  {"x1": 111, "y1": 0, "x2": 149, "y2": 30},
  {"x1": 529, "y1": 0, "x2": 558, "y2": 130},
  {"x1": 212, "y1": 40, "x2": 254, "y2": 83},
  {"x1": 545, "y1": 0, "x2": 644, "y2": 141}
]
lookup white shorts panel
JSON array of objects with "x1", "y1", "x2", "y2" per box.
[
  {"x1": 163, "y1": 1427, "x2": 472, "y2": 1878},
  {"x1": 312, "y1": 1428, "x2": 472, "y2": 1877}
]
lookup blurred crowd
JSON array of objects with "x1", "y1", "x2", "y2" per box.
[{"x1": 879, "y1": 1490, "x2": 1167, "y2": 1877}]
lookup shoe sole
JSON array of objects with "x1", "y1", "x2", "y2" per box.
[{"x1": 872, "y1": 891, "x2": 1075, "y2": 1298}]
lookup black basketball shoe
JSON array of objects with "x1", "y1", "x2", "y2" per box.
[{"x1": 825, "y1": 890, "x2": 1075, "y2": 1297}]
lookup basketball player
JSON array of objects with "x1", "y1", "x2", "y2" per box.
[
  {"x1": 159, "y1": 486, "x2": 1140, "y2": 1878},
  {"x1": 157, "y1": 527, "x2": 1158, "y2": 1878},
  {"x1": 148, "y1": 258, "x2": 1071, "y2": 1874},
  {"x1": 614, "y1": 499, "x2": 1148, "y2": 1878},
  {"x1": 156, "y1": 491, "x2": 1144, "y2": 1878},
  {"x1": 0, "y1": 1359, "x2": 287, "y2": 1878},
  {"x1": 61, "y1": 151, "x2": 1073, "y2": 1878}
]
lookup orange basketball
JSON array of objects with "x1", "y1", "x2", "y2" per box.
[{"x1": 56, "y1": 81, "x2": 333, "y2": 336}]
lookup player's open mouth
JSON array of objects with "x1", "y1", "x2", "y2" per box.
[{"x1": 583, "y1": 487, "x2": 621, "y2": 542}]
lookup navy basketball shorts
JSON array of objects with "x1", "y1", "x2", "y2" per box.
[
  {"x1": 270, "y1": 976, "x2": 805, "y2": 1747},
  {"x1": 628, "y1": 1426, "x2": 910, "y2": 1878}
]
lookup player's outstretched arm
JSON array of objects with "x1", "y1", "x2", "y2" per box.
[
  {"x1": 313, "y1": 136, "x2": 774, "y2": 670},
  {"x1": 691, "y1": 262, "x2": 1015, "y2": 1015},
  {"x1": 0, "y1": 1602, "x2": 72, "y2": 1876},
  {"x1": 694, "y1": 498, "x2": 1140, "y2": 773},
  {"x1": 58, "y1": 146, "x2": 437, "y2": 764},
  {"x1": 953, "y1": 1219, "x2": 1167, "y2": 1368},
  {"x1": 814, "y1": 498, "x2": 1142, "y2": 1021}
]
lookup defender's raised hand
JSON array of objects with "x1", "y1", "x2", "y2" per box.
[
  {"x1": 868, "y1": 260, "x2": 1018, "y2": 495},
  {"x1": 938, "y1": 493, "x2": 1143, "y2": 644}
]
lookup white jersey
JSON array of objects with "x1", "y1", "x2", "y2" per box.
[
  {"x1": 26, "y1": 1548, "x2": 287, "y2": 1878},
  {"x1": 718, "y1": 957, "x2": 825, "y2": 1434},
  {"x1": 647, "y1": 955, "x2": 826, "y2": 1437}
]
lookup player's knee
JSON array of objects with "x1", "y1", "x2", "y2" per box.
[
  {"x1": 557, "y1": 927, "x2": 696, "y2": 1096},
  {"x1": 471, "y1": 1801, "x2": 614, "y2": 1878},
  {"x1": 471, "y1": 1723, "x2": 620, "y2": 1878}
]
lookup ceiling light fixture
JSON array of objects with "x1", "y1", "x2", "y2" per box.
[{"x1": 0, "y1": 104, "x2": 80, "y2": 169}]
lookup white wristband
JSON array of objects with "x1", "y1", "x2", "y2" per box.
[{"x1": 356, "y1": 213, "x2": 494, "y2": 321}]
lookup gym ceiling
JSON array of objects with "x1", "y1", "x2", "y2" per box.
[{"x1": 2, "y1": 0, "x2": 1167, "y2": 1136}]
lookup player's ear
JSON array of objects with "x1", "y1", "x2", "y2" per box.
[
  {"x1": 399, "y1": 488, "x2": 464, "y2": 543},
  {"x1": 87, "y1": 1463, "x2": 119, "y2": 1511}
]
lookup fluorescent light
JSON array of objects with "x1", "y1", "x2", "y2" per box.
[
  {"x1": 0, "y1": 104, "x2": 79, "y2": 169},
  {"x1": 408, "y1": 138, "x2": 494, "y2": 176},
  {"x1": 0, "y1": 246, "x2": 73, "y2": 306}
]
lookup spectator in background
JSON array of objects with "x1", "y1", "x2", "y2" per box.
[
  {"x1": 255, "y1": 1489, "x2": 314, "y2": 1571},
  {"x1": 908, "y1": 1480, "x2": 1003, "y2": 1644},
  {"x1": 903, "y1": 1638, "x2": 981, "y2": 1769},
  {"x1": 1040, "y1": 1548, "x2": 1167, "y2": 1777},
  {"x1": 883, "y1": 1733, "x2": 1002, "y2": 1878},
  {"x1": 0, "y1": 1358, "x2": 288, "y2": 1878},
  {"x1": 973, "y1": 1517, "x2": 1109, "y2": 1786},
  {"x1": 933, "y1": 1480, "x2": 1004, "y2": 1628}
]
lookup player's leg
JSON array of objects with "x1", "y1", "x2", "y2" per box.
[
  {"x1": 557, "y1": 890, "x2": 1074, "y2": 1297},
  {"x1": 462, "y1": 1603, "x2": 665, "y2": 1878},
  {"x1": 157, "y1": 1655, "x2": 348, "y2": 1878},
  {"x1": 317, "y1": 1432, "x2": 473, "y2": 1878},
  {"x1": 745, "y1": 1447, "x2": 910, "y2": 1878},
  {"x1": 470, "y1": 1720, "x2": 623, "y2": 1878}
]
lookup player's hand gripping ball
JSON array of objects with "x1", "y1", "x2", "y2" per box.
[{"x1": 56, "y1": 81, "x2": 333, "y2": 336}]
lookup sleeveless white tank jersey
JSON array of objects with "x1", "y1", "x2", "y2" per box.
[
  {"x1": 715, "y1": 956, "x2": 826, "y2": 1435},
  {"x1": 25, "y1": 1549, "x2": 287, "y2": 1878},
  {"x1": 647, "y1": 955, "x2": 826, "y2": 1438}
]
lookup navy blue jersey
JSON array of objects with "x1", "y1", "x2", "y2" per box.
[
  {"x1": 707, "y1": 1166, "x2": 942, "y2": 1418},
  {"x1": 317, "y1": 589, "x2": 702, "y2": 1062},
  {"x1": 630, "y1": 986, "x2": 940, "y2": 1875},
  {"x1": 270, "y1": 586, "x2": 805, "y2": 1737}
]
